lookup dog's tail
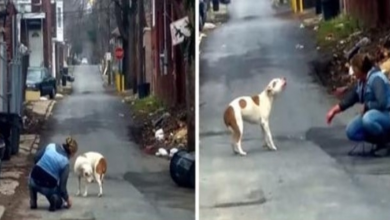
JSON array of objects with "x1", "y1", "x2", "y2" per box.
[{"x1": 223, "y1": 106, "x2": 241, "y2": 139}]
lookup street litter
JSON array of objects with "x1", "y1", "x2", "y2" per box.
[
  {"x1": 55, "y1": 93, "x2": 64, "y2": 99},
  {"x1": 155, "y1": 148, "x2": 168, "y2": 157},
  {"x1": 39, "y1": 97, "x2": 48, "y2": 101},
  {"x1": 313, "y1": 26, "x2": 318, "y2": 31},
  {"x1": 119, "y1": 113, "x2": 124, "y2": 117},
  {"x1": 295, "y1": 44, "x2": 304, "y2": 49},
  {"x1": 299, "y1": 23, "x2": 305, "y2": 29},
  {"x1": 155, "y1": 129, "x2": 164, "y2": 141},
  {"x1": 169, "y1": 148, "x2": 179, "y2": 157},
  {"x1": 203, "y1": 22, "x2": 217, "y2": 30}
]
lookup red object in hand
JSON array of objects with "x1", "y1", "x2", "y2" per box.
[{"x1": 326, "y1": 104, "x2": 341, "y2": 124}]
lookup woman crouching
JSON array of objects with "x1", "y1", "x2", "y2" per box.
[{"x1": 28, "y1": 137, "x2": 78, "y2": 211}]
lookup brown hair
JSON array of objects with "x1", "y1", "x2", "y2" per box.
[
  {"x1": 63, "y1": 136, "x2": 78, "y2": 157},
  {"x1": 350, "y1": 53, "x2": 374, "y2": 74}
]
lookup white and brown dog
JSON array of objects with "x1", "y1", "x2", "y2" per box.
[
  {"x1": 74, "y1": 151, "x2": 107, "y2": 197},
  {"x1": 223, "y1": 77, "x2": 287, "y2": 156}
]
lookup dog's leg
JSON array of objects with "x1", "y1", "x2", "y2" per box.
[
  {"x1": 228, "y1": 127, "x2": 239, "y2": 154},
  {"x1": 260, "y1": 124, "x2": 271, "y2": 149},
  {"x1": 82, "y1": 181, "x2": 88, "y2": 197},
  {"x1": 261, "y1": 120, "x2": 277, "y2": 151},
  {"x1": 95, "y1": 173, "x2": 103, "y2": 197},
  {"x1": 76, "y1": 176, "x2": 81, "y2": 196},
  {"x1": 235, "y1": 118, "x2": 247, "y2": 156}
]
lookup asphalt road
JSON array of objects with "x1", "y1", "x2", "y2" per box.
[
  {"x1": 199, "y1": 1, "x2": 390, "y2": 220},
  {"x1": 15, "y1": 65, "x2": 194, "y2": 220}
]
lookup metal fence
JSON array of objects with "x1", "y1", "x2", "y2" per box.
[
  {"x1": 0, "y1": 41, "x2": 24, "y2": 116},
  {"x1": 10, "y1": 57, "x2": 23, "y2": 116},
  {"x1": 0, "y1": 42, "x2": 7, "y2": 113}
]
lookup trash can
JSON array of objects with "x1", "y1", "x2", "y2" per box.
[
  {"x1": 169, "y1": 149, "x2": 195, "y2": 189},
  {"x1": 212, "y1": 0, "x2": 219, "y2": 11},
  {"x1": 315, "y1": 0, "x2": 322, "y2": 14},
  {"x1": 0, "y1": 113, "x2": 22, "y2": 160},
  {"x1": 137, "y1": 83, "x2": 150, "y2": 99},
  {"x1": 322, "y1": 0, "x2": 340, "y2": 21},
  {"x1": 62, "y1": 74, "x2": 67, "y2": 86}
]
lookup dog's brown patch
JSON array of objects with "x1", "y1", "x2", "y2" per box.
[
  {"x1": 95, "y1": 158, "x2": 107, "y2": 180},
  {"x1": 251, "y1": 95, "x2": 260, "y2": 106},
  {"x1": 223, "y1": 106, "x2": 241, "y2": 142},
  {"x1": 239, "y1": 99, "x2": 246, "y2": 109}
]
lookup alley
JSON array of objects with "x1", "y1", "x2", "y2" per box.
[
  {"x1": 13, "y1": 65, "x2": 194, "y2": 220},
  {"x1": 199, "y1": 1, "x2": 390, "y2": 220}
]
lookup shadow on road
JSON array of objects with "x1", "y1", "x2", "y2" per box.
[{"x1": 306, "y1": 126, "x2": 390, "y2": 175}]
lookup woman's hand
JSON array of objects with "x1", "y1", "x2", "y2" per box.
[
  {"x1": 326, "y1": 104, "x2": 341, "y2": 124},
  {"x1": 65, "y1": 197, "x2": 72, "y2": 209}
]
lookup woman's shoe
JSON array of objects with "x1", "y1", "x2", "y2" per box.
[
  {"x1": 48, "y1": 195, "x2": 62, "y2": 212},
  {"x1": 30, "y1": 201, "x2": 37, "y2": 210}
]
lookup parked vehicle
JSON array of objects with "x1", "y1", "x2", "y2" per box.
[
  {"x1": 81, "y1": 58, "x2": 88, "y2": 65},
  {"x1": 26, "y1": 67, "x2": 57, "y2": 99}
]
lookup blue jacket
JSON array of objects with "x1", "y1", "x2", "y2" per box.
[
  {"x1": 34, "y1": 143, "x2": 70, "y2": 200},
  {"x1": 340, "y1": 67, "x2": 390, "y2": 111},
  {"x1": 356, "y1": 67, "x2": 390, "y2": 109}
]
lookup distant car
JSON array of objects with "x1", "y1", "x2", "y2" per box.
[
  {"x1": 81, "y1": 58, "x2": 88, "y2": 64},
  {"x1": 26, "y1": 67, "x2": 57, "y2": 99}
]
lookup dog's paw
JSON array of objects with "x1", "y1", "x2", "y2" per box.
[
  {"x1": 238, "y1": 151, "x2": 247, "y2": 156},
  {"x1": 269, "y1": 146, "x2": 277, "y2": 151},
  {"x1": 82, "y1": 192, "x2": 88, "y2": 197},
  {"x1": 98, "y1": 193, "x2": 103, "y2": 197}
]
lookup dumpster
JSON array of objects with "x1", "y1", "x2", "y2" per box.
[
  {"x1": 169, "y1": 149, "x2": 195, "y2": 189},
  {"x1": 0, "y1": 113, "x2": 22, "y2": 160}
]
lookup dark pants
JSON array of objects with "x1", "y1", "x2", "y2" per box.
[{"x1": 28, "y1": 166, "x2": 63, "y2": 210}]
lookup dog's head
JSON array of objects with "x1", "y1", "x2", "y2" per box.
[
  {"x1": 81, "y1": 164, "x2": 94, "y2": 183},
  {"x1": 265, "y1": 77, "x2": 287, "y2": 96}
]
